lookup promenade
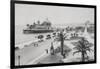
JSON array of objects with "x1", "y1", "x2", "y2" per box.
[{"x1": 15, "y1": 38, "x2": 53, "y2": 65}]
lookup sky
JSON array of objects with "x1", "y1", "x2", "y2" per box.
[{"x1": 15, "y1": 3, "x2": 94, "y2": 26}]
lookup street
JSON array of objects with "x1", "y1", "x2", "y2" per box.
[{"x1": 15, "y1": 39, "x2": 53, "y2": 65}]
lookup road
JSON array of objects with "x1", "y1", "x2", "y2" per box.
[{"x1": 15, "y1": 39, "x2": 54, "y2": 65}]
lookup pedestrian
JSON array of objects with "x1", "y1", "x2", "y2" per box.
[
  {"x1": 34, "y1": 43, "x2": 38, "y2": 47},
  {"x1": 36, "y1": 43, "x2": 38, "y2": 47},
  {"x1": 34, "y1": 43, "x2": 36, "y2": 47},
  {"x1": 63, "y1": 53, "x2": 66, "y2": 58},
  {"x1": 45, "y1": 49, "x2": 48, "y2": 54}
]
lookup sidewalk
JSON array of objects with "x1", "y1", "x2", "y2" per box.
[
  {"x1": 27, "y1": 51, "x2": 49, "y2": 64},
  {"x1": 35, "y1": 53, "x2": 63, "y2": 64},
  {"x1": 15, "y1": 39, "x2": 53, "y2": 65}
]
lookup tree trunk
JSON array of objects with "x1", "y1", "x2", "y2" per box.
[
  {"x1": 81, "y1": 38, "x2": 85, "y2": 62},
  {"x1": 18, "y1": 55, "x2": 20, "y2": 65},
  {"x1": 60, "y1": 32, "x2": 64, "y2": 56},
  {"x1": 81, "y1": 51, "x2": 85, "y2": 62}
]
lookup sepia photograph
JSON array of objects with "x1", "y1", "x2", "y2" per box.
[{"x1": 11, "y1": 1, "x2": 96, "y2": 68}]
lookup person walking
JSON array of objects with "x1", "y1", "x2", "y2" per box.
[
  {"x1": 34, "y1": 43, "x2": 38, "y2": 47},
  {"x1": 45, "y1": 49, "x2": 48, "y2": 54}
]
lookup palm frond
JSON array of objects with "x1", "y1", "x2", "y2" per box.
[
  {"x1": 83, "y1": 51, "x2": 87, "y2": 55},
  {"x1": 64, "y1": 36, "x2": 67, "y2": 40},
  {"x1": 72, "y1": 37, "x2": 94, "y2": 61},
  {"x1": 73, "y1": 51, "x2": 81, "y2": 56},
  {"x1": 63, "y1": 33, "x2": 66, "y2": 36},
  {"x1": 73, "y1": 45, "x2": 82, "y2": 51},
  {"x1": 78, "y1": 40, "x2": 85, "y2": 47},
  {"x1": 84, "y1": 43, "x2": 93, "y2": 51},
  {"x1": 86, "y1": 48, "x2": 94, "y2": 52},
  {"x1": 87, "y1": 43, "x2": 93, "y2": 47}
]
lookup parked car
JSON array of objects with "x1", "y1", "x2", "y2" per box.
[
  {"x1": 46, "y1": 34, "x2": 51, "y2": 39},
  {"x1": 38, "y1": 35, "x2": 44, "y2": 42}
]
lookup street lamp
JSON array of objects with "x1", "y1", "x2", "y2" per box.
[
  {"x1": 18, "y1": 55, "x2": 20, "y2": 66},
  {"x1": 50, "y1": 42, "x2": 54, "y2": 55}
]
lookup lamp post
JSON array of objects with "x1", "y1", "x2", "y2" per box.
[
  {"x1": 50, "y1": 42, "x2": 54, "y2": 55},
  {"x1": 18, "y1": 55, "x2": 20, "y2": 66}
]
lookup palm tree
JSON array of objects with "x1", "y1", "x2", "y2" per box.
[
  {"x1": 54, "y1": 44, "x2": 71, "y2": 58},
  {"x1": 73, "y1": 37, "x2": 93, "y2": 62},
  {"x1": 54, "y1": 30, "x2": 67, "y2": 58}
]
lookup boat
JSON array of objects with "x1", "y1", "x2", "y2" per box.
[{"x1": 23, "y1": 18, "x2": 54, "y2": 34}]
